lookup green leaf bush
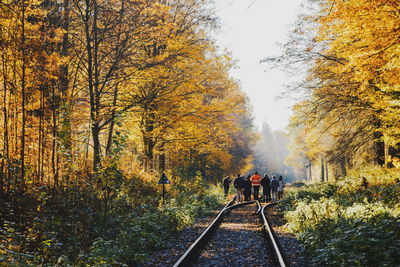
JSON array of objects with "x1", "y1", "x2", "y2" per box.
[
  {"x1": 0, "y1": 172, "x2": 225, "y2": 266},
  {"x1": 84, "y1": 184, "x2": 224, "y2": 266},
  {"x1": 281, "y1": 167, "x2": 400, "y2": 266}
]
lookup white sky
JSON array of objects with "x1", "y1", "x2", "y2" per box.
[{"x1": 214, "y1": 0, "x2": 304, "y2": 131}]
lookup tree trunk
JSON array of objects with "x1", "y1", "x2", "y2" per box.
[
  {"x1": 325, "y1": 157, "x2": 329, "y2": 182},
  {"x1": 306, "y1": 157, "x2": 312, "y2": 182},
  {"x1": 12, "y1": 59, "x2": 18, "y2": 161},
  {"x1": 158, "y1": 142, "x2": 166, "y2": 172},
  {"x1": 92, "y1": 123, "x2": 101, "y2": 172},
  {"x1": 106, "y1": 84, "x2": 118, "y2": 156},
  {"x1": 2, "y1": 54, "x2": 9, "y2": 190},
  {"x1": 20, "y1": 0, "x2": 27, "y2": 185},
  {"x1": 84, "y1": 0, "x2": 102, "y2": 173},
  {"x1": 105, "y1": 0, "x2": 125, "y2": 156},
  {"x1": 60, "y1": 0, "x2": 72, "y2": 185},
  {"x1": 320, "y1": 155, "x2": 325, "y2": 182},
  {"x1": 340, "y1": 158, "x2": 347, "y2": 177},
  {"x1": 143, "y1": 135, "x2": 155, "y2": 171},
  {"x1": 37, "y1": 88, "x2": 43, "y2": 183},
  {"x1": 40, "y1": 126, "x2": 45, "y2": 184},
  {"x1": 142, "y1": 106, "x2": 156, "y2": 171},
  {"x1": 84, "y1": 127, "x2": 90, "y2": 171},
  {"x1": 373, "y1": 120, "x2": 385, "y2": 165},
  {"x1": 374, "y1": 138, "x2": 385, "y2": 166},
  {"x1": 52, "y1": 91, "x2": 58, "y2": 188},
  {"x1": 384, "y1": 140, "x2": 390, "y2": 167}
]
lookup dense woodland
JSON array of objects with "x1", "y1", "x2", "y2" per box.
[
  {"x1": 0, "y1": 0, "x2": 255, "y2": 265},
  {"x1": 266, "y1": 0, "x2": 400, "y2": 181},
  {"x1": 1, "y1": 0, "x2": 399, "y2": 265},
  {"x1": 0, "y1": 0, "x2": 255, "y2": 189},
  {"x1": 276, "y1": 0, "x2": 400, "y2": 266},
  {"x1": 268, "y1": 1, "x2": 400, "y2": 264}
]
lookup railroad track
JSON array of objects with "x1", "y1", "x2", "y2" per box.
[
  {"x1": 173, "y1": 198, "x2": 287, "y2": 267},
  {"x1": 260, "y1": 201, "x2": 287, "y2": 267}
]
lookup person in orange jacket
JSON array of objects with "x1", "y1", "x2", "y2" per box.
[{"x1": 250, "y1": 171, "x2": 261, "y2": 200}]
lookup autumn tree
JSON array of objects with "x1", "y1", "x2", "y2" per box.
[
  {"x1": 270, "y1": 0, "x2": 400, "y2": 178},
  {"x1": 316, "y1": 0, "x2": 400, "y2": 165},
  {"x1": 0, "y1": 0, "x2": 255, "y2": 187},
  {"x1": 0, "y1": 0, "x2": 63, "y2": 190},
  {"x1": 66, "y1": 0, "x2": 170, "y2": 173}
]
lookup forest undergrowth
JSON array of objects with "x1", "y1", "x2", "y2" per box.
[
  {"x1": 281, "y1": 166, "x2": 400, "y2": 266},
  {"x1": 0, "y1": 171, "x2": 224, "y2": 266}
]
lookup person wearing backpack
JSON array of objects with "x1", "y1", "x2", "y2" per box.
[
  {"x1": 222, "y1": 176, "x2": 231, "y2": 197},
  {"x1": 261, "y1": 173, "x2": 271, "y2": 202},
  {"x1": 278, "y1": 175, "x2": 285, "y2": 199},
  {"x1": 233, "y1": 174, "x2": 244, "y2": 202},
  {"x1": 243, "y1": 175, "x2": 252, "y2": 201},
  {"x1": 270, "y1": 175, "x2": 279, "y2": 201}
]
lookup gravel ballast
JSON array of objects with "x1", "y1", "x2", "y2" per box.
[
  {"x1": 141, "y1": 206, "x2": 224, "y2": 267},
  {"x1": 266, "y1": 205, "x2": 305, "y2": 267},
  {"x1": 142, "y1": 201, "x2": 305, "y2": 267},
  {"x1": 192, "y1": 203, "x2": 272, "y2": 267}
]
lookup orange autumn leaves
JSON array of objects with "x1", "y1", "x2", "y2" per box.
[
  {"x1": 289, "y1": 0, "x2": 399, "y2": 172},
  {"x1": 318, "y1": 0, "x2": 400, "y2": 146},
  {"x1": 0, "y1": 0, "x2": 254, "y2": 188}
]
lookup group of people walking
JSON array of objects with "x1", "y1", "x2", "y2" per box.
[{"x1": 223, "y1": 172, "x2": 285, "y2": 202}]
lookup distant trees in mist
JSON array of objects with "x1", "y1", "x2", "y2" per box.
[{"x1": 253, "y1": 122, "x2": 306, "y2": 182}]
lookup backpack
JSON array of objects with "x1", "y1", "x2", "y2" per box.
[
  {"x1": 234, "y1": 177, "x2": 244, "y2": 188},
  {"x1": 261, "y1": 177, "x2": 270, "y2": 187},
  {"x1": 271, "y1": 179, "x2": 279, "y2": 190}
]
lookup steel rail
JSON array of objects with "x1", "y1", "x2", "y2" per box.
[
  {"x1": 173, "y1": 198, "x2": 255, "y2": 267},
  {"x1": 173, "y1": 198, "x2": 287, "y2": 267},
  {"x1": 256, "y1": 200, "x2": 262, "y2": 214},
  {"x1": 223, "y1": 200, "x2": 255, "y2": 211},
  {"x1": 259, "y1": 201, "x2": 287, "y2": 267}
]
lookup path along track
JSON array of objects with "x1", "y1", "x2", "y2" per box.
[{"x1": 173, "y1": 198, "x2": 288, "y2": 267}]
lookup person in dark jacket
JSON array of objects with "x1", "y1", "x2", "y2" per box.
[
  {"x1": 261, "y1": 173, "x2": 271, "y2": 202},
  {"x1": 278, "y1": 176, "x2": 285, "y2": 199},
  {"x1": 223, "y1": 176, "x2": 231, "y2": 197},
  {"x1": 243, "y1": 175, "x2": 252, "y2": 201},
  {"x1": 233, "y1": 174, "x2": 244, "y2": 202},
  {"x1": 270, "y1": 175, "x2": 279, "y2": 201}
]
